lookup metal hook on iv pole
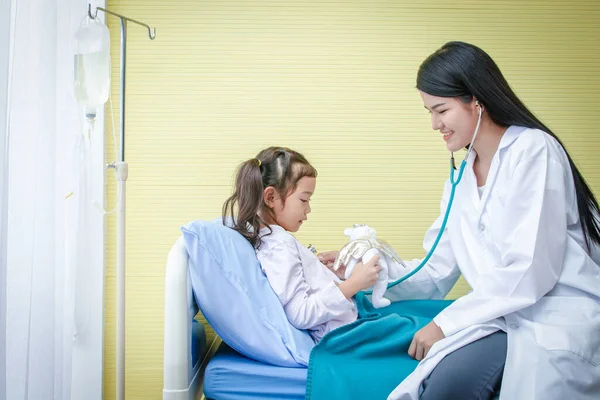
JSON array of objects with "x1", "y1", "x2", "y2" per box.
[
  {"x1": 88, "y1": 3, "x2": 157, "y2": 40},
  {"x1": 86, "y1": 2, "x2": 155, "y2": 163}
]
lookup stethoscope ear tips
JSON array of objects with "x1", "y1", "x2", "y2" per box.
[{"x1": 475, "y1": 100, "x2": 484, "y2": 114}]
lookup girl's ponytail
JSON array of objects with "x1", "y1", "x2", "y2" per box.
[{"x1": 222, "y1": 158, "x2": 265, "y2": 248}]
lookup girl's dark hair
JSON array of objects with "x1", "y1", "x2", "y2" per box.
[
  {"x1": 222, "y1": 146, "x2": 317, "y2": 249},
  {"x1": 417, "y1": 41, "x2": 600, "y2": 250}
]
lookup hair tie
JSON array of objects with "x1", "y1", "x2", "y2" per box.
[{"x1": 255, "y1": 158, "x2": 261, "y2": 167}]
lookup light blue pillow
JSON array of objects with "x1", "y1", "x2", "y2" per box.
[{"x1": 181, "y1": 219, "x2": 315, "y2": 367}]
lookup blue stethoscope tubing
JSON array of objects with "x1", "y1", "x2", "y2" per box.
[
  {"x1": 380, "y1": 102, "x2": 483, "y2": 290},
  {"x1": 384, "y1": 159, "x2": 467, "y2": 289}
]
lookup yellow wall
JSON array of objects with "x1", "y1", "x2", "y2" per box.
[{"x1": 104, "y1": 1, "x2": 600, "y2": 398}]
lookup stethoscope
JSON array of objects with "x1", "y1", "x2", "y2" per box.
[{"x1": 381, "y1": 100, "x2": 484, "y2": 290}]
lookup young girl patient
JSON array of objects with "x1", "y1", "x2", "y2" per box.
[{"x1": 223, "y1": 146, "x2": 381, "y2": 342}]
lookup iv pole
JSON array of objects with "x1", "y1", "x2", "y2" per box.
[{"x1": 87, "y1": 4, "x2": 156, "y2": 400}]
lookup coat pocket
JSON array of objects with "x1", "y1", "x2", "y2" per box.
[{"x1": 532, "y1": 296, "x2": 600, "y2": 366}]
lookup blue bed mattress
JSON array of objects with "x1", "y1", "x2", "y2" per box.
[{"x1": 203, "y1": 342, "x2": 307, "y2": 400}]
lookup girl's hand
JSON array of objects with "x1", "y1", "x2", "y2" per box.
[
  {"x1": 337, "y1": 255, "x2": 381, "y2": 300},
  {"x1": 348, "y1": 255, "x2": 381, "y2": 290},
  {"x1": 318, "y1": 250, "x2": 347, "y2": 279},
  {"x1": 408, "y1": 321, "x2": 445, "y2": 361},
  {"x1": 317, "y1": 250, "x2": 339, "y2": 268}
]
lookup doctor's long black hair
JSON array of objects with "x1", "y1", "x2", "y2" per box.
[{"x1": 416, "y1": 41, "x2": 600, "y2": 250}]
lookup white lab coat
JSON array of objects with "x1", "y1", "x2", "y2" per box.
[{"x1": 386, "y1": 125, "x2": 600, "y2": 400}]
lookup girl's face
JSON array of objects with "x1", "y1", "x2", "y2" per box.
[
  {"x1": 266, "y1": 176, "x2": 315, "y2": 233},
  {"x1": 420, "y1": 91, "x2": 481, "y2": 153}
]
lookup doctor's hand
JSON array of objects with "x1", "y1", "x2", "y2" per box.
[{"x1": 408, "y1": 321, "x2": 445, "y2": 361}]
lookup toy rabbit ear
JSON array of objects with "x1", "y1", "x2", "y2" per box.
[{"x1": 344, "y1": 228, "x2": 353, "y2": 236}]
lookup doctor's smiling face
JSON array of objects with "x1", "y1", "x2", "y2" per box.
[{"x1": 420, "y1": 91, "x2": 481, "y2": 153}]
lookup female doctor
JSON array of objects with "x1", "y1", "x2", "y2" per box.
[{"x1": 320, "y1": 41, "x2": 600, "y2": 400}]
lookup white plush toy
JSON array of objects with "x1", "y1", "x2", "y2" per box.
[{"x1": 332, "y1": 224, "x2": 407, "y2": 308}]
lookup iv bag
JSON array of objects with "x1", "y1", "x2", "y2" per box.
[{"x1": 74, "y1": 16, "x2": 111, "y2": 120}]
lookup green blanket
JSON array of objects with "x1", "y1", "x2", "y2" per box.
[{"x1": 306, "y1": 293, "x2": 452, "y2": 400}]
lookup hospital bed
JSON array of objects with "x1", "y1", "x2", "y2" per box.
[
  {"x1": 163, "y1": 222, "x2": 502, "y2": 400},
  {"x1": 163, "y1": 236, "x2": 213, "y2": 400},
  {"x1": 163, "y1": 235, "x2": 308, "y2": 400}
]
